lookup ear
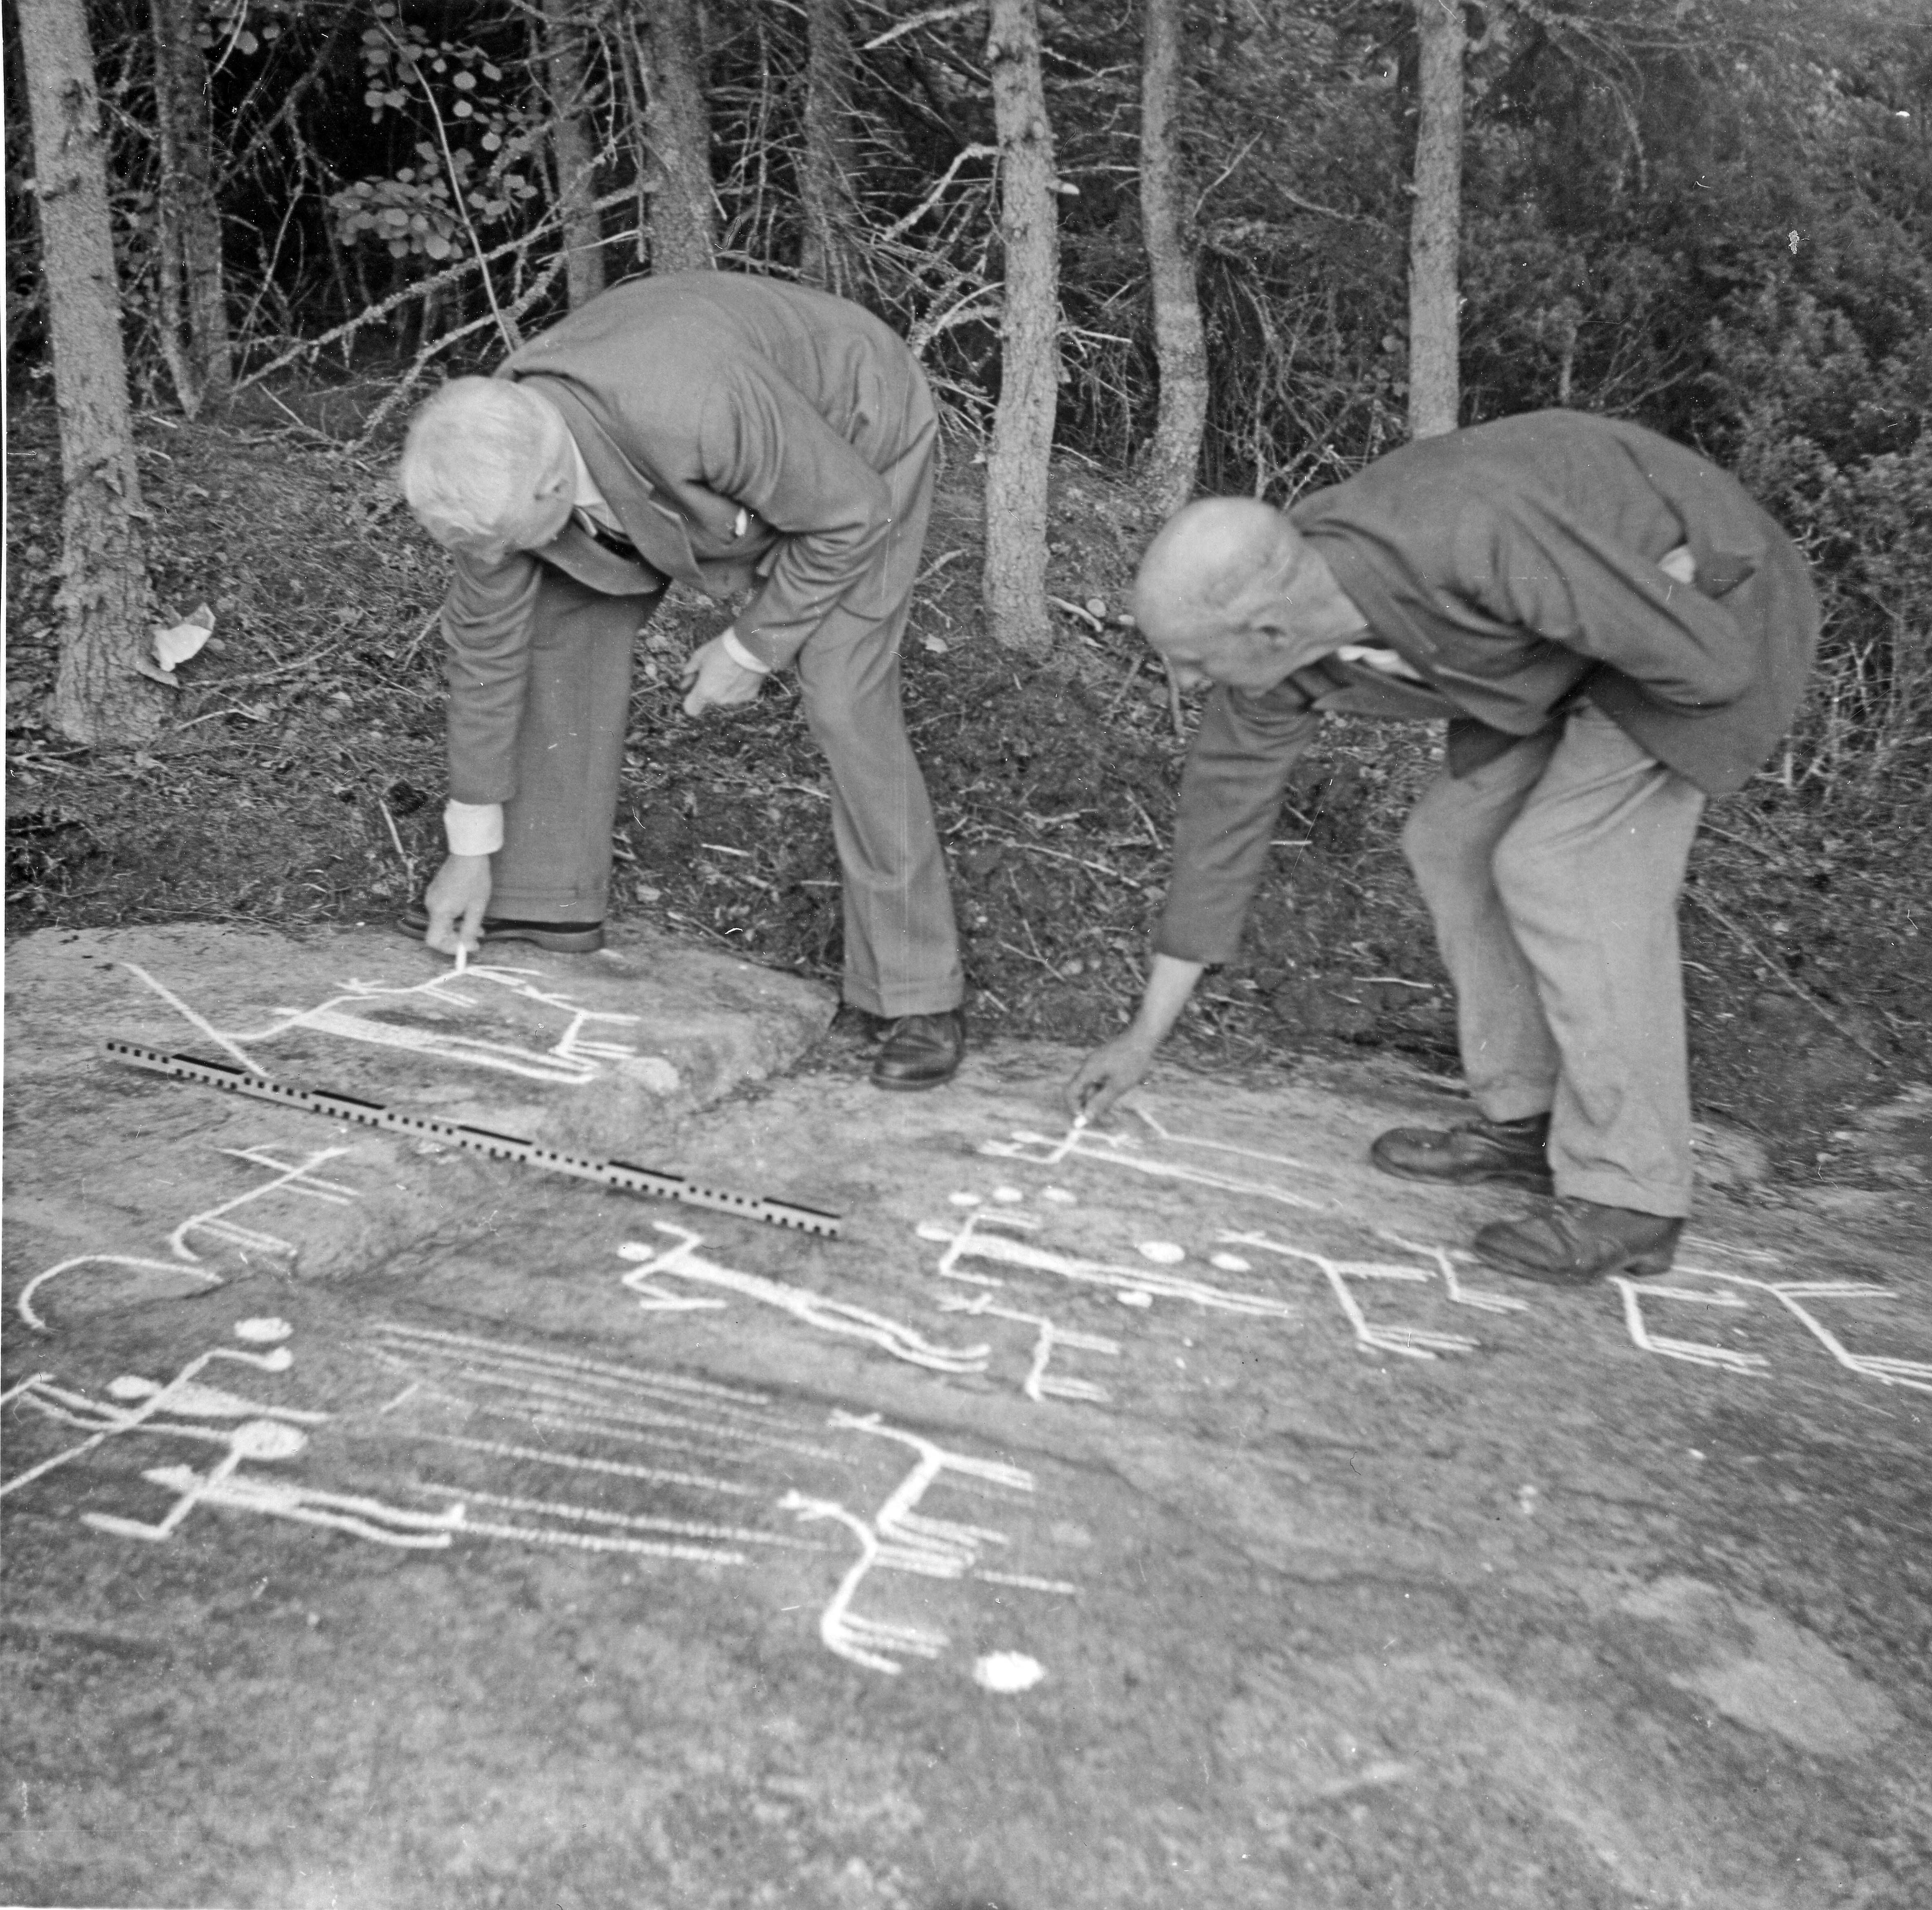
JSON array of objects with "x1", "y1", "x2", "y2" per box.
[{"x1": 1247, "y1": 606, "x2": 1297, "y2": 652}]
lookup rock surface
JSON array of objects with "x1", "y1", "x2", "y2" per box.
[{"x1": 4, "y1": 929, "x2": 1928, "y2": 1910}]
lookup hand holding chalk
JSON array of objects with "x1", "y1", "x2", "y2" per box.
[{"x1": 1063, "y1": 1029, "x2": 1159, "y2": 1127}]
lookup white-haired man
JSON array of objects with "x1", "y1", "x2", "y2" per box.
[
  {"x1": 397, "y1": 272, "x2": 966, "y2": 1091},
  {"x1": 1066, "y1": 410, "x2": 1817, "y2": 1285}
]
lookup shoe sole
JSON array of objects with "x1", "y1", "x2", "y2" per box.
[
  {"x1": 1370, "y1": 1148, "x2": 1555, "y2": 1197},
  {"x1": 395, "y1": 915, "x2": 605, "y2": 954},
  {"x1": 1475, "y1": 1241, "x2": 1677, "y2": 1286},
  {"x1": 869, "y1": 1068, "x2": 961, "y2": 1093}
]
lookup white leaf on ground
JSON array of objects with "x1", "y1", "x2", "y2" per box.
[{"x1": 152, "y1": 604, "x2": 216, "y2": 672}]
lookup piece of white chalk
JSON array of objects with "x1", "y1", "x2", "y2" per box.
[{"x1": 454, "y1": 943, "x2": 467, "y2": 976}]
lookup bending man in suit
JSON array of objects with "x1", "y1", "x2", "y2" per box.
[
  {"x1": 1067, "y1": 410, "x2": 1817, "y2": 1283},
  {"x1": 398, "y1": 272, "x2": 966, "y2": 1091}
]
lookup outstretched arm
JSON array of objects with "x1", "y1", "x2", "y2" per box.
[
  {"x1": 1065, "y1": 675, "x2": 1321, "y2": 1121},
  {"x1": 1063, "y1": 954, "x2": 1208, "y2": 1123}
]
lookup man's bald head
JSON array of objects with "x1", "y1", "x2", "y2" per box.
[
  {"x1": 1132, "y1": 498, "x2": 1307, "y2": 648},
  {"x1": 1128, "y1": 495, "x2": 1367, "y2": 695}
]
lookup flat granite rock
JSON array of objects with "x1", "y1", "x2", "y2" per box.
[
  {"x1": 4, "y1": 959, "x2": 1930, "y2": 1909},
  {"x1": 5, "y1": 921, "x2": 836, "y2": 1155}
]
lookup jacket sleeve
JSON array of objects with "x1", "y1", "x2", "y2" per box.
[
  {"x1": 440, "y1": 549, "x2": 542, "y2": 805},
  {"x1": 1154, "y1": 679, "x2": 1322, "y2": 966},
  {"x1": 695, "y1": 364, "x2": 895, "y2": 670},
  {"x1": 1459, "y1": 498, "x2": 1761, "y2": 711}
]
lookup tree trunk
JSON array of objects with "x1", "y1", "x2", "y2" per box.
[
  {"x1": 982, "y1": 0, "x2": 1060, "y2": 655},
  {"x1": 800, "y1": 0, "x2": 860, "y2": 295},
  {"x1": 19, "y1": 0, "x2": 164, "y2": 746},
  {"x1": 541, "y1": 0, "x2": 606, "y2": 308},
  {"x1": 149, "y1": 0, "x2": 230, "y2": 414},
  {"x1": 1138, "y1": 0, "x2": 1206, "y2": 520},
  {"x1": 1407, "y1": 0, "x2": 1465, "y2": 440},
  {"x1": 635, "y1": 0, "x2": 715, "y2": 274}
]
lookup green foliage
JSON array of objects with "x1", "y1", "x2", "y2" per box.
[{"x1": 335, "y1": 9, "x2": 540, "y2": 269}]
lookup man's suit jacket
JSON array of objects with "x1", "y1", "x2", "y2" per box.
[
  {"x1": 1157, "y1": 410, "x2": 1820, "y2": 965},
  {"x1": 438, "y1": 273, "x2": 937, "y2": 806}
]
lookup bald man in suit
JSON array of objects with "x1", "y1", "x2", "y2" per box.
[
  {"x1": 1068, "y1": 410, "x2": 1817, "y2": 1283},
  {"x1": 398, "y1": 272, "x2": 965, "y2": 1091}
]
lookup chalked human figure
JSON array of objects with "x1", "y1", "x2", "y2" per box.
[
  {"x1": 395, "y1": 273, "x2": 967, "y2": 1091},
  {"x1": 1067, "y1": 410, "x2": 1817, "y2": 1287}
]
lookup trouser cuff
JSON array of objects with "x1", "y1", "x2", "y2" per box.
[
  {"x1": 845, "y1": 987, "x2": 966, "y2": 1019},
  {"x1": 1555, "y1": 1167, "x2": 1691, "y2": 1220},
  {"x1": 1474, "y1": 1087, "x2": 1558, "y2": 1125},
  {"x1": 486, "y1": 890, "x2": 608, "y2": 923}
]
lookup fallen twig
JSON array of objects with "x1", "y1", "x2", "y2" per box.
[
  {"x1": 1104, "y1": 650, "x2": 1146, "y2": 719},
  {"x1": 377, "y1": 797, "x2": 416, "y2": 890},
  {"x1": 981, "y1": 832, "x2": 1144, "y2": 887}
]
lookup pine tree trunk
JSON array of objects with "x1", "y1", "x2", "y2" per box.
[
  {"x1": 19, "y1": 0, "x2": 164, "y2": 746},
  {"x1": 1138, "y1": 0, "x2": 1206, "y2": 520},
  {"x1": 800, "y1": 0, "x2": 860, "y2": 295},
  {"x1": 636, "y1": 0, "x2": 715, "y2": 274},
  {"x1": 150, "y1": 0, "x2": 229, "y2": 413},
  {"x1": 541, "y1": 0, "x2": 606, "y2": 308},
  {"x1": 982, "y1": 0, "x2": 1060, "y2": 655},
  {"x1": 1407, "y1": 0, "x2": 1465, "y2": 440}
]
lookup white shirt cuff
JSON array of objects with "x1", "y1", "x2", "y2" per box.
[
  {"x1": 444, "y1": 800, "x2": 505, "y2": 857},
  {"x1": 721, "y1": 627, "x2": 771, "y2": 674}
]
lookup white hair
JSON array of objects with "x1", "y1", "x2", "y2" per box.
[{"x1": 398, "y1": 377, "x2": 569, "y2": 543}]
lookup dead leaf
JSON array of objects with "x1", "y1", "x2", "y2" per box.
[{"x1": 152, "y1": 603, "x2": 216, "y2": 673}]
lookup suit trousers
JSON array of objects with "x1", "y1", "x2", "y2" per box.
[
  {"x1": 488, "y1": 491, "x2": 963, "y2": 1023},
  {"x1": 1400, "y1": 704, "x2": 1706, "y2": 1217}
]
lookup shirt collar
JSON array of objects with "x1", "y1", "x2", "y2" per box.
[{"x1": 565, "y1": 431, "x2": 613, "y2": 526}]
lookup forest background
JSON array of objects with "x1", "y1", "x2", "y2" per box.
[{"x1": 5, "y1": 0, "x2": 1930, "y2": 1181}]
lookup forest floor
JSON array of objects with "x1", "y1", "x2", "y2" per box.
[{"x1": 4, "y1": 383, "x2": 1930, "y2": 1182}]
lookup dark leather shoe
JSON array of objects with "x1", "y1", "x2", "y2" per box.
[
  {"x1": 1370, "y1": 1111, "x2": 1554, "y2": 1194},
  {"x1": 397, "y1": 904, "x2": 605, "y2": 953},
  {"x1": 870, "y1": 1010, "x2": 965, "y2": 1092},
  {"x1": 1474, "y1": 1197, "x2": 1683, "y2": 1286}
]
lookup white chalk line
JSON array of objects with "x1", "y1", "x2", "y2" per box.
[
  {"x1": 442, "y1": 1397, "x2": 835, "y2": 1474},
  {"x1": 122, "y1": 958, "x2": 670, "y2": 1089},
  {"x1": 369, "y1": 1320, "x2": 773, "y2": 1406},
  {"x1": 19, "y1": 1146, "x2": 362, "y2": 1331},
  {"x1": 381, "y1": 1429, "x2": 755, "y2": 1496},
  {"x1": 406, "y1": 1481, "x2": 821, "y2": 1554},
  {"x1": 119, "y1": 962, "x2": 267, "y2": 1074},
  {"x1": 776, "y1": 1410, "x2": 1066, "y2": 1676},
  {"x1": 446, "y1": 1514, "x2": 744, "y2": 1564},
  {"x1": 17, "y1": 1255, "x2": 223, "y2": 1334},
  {"x1": 85, "y1": 1460, "x2": 461, "y2": 1550},
  {"x1": 974, "y1": 1568, "x2": 1079, "y2": 1596},
  {"x1": 373, "y1": 1354, "x2": 829, "y2": 1454},
  {"x1": 1619, "y1": 1264, "x2": 1932, "y2": 1392},
  {"x1": 919, "y1": 1208, "x2": 1296, "y2": 1318},
  {"x1": 620, "y1": 1224, "x2": 992, "y2": 1373},
  {"x1": 1, "y1": 1343, "x2": 305, "y2": 1501},
  {"x1": 1131, "y1": 1103, "x2": 1321, "y2": 1174},
  {"x1": 1222, "y1": 1230, "x2": 1477, "y2": 1361},
  {"x1": 937, "y1": 1290, "x2": 1120, "y2": 1405},
  {"x1": 981, "y1": 1123, "x2": 1328, "y2": 1214}
]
